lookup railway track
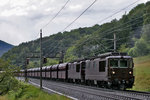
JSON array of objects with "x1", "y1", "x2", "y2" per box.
[
  {"x1": 69, "y1": 82, "x2": 150, "y2": 99},
  {"x1": 22, "y1": 77, "x2": 150, "y2": 100}
]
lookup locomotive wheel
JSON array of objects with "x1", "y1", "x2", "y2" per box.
[{"x1": 119, "y1": 84, "x2": 126, "y2": 90}]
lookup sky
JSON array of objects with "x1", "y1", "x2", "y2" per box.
[{"x1": 0, "y1": 0, "x2": 149, "y2": 45}]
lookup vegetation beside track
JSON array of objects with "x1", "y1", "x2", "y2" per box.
[
  {"x1": 132, "y1": 55, "x2": 150, "y2": 92},
  {"x1": 0, "y1": 82, "x2": 70, "y2": 100},
  {"x1": 0, "y1": 59, "x2": 69, "y2": 100}
]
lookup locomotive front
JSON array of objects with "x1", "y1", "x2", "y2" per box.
[{"x1": 106, "y1": 54, "x2": 134, "y2": 90}]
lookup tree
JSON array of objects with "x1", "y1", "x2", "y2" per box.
[
  {"x1": 0, "y1": 59, "x2": 20, "y2": 95},
  {"x1": 64, "y1": 46, "x2": 78, "y2": 62},
  {"x1": 128, "y1": 38, "x2": 149, "y2": 56}
]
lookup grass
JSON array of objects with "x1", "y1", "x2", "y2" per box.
[
  {"x1": 131, "y1": 55, "x2": 150, "y2": 92},
  {"x1": 0, "y1": 82, "x2": 70, "y2": 100},
  {"x1": 0, "y1": 96, "x2": 7, "y2": 100}
]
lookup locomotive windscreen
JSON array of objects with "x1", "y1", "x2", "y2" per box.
[
  {"x1": 109, "y1": 59, "x2": 131, "y2": 68},
  {"x1": 110, "y1": 59, "x2": 118, "y2": 68},
  {"x1": 120, "y1": 60, "x2": 127, "y2": 68}
]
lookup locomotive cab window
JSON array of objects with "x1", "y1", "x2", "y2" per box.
[
  {"x1": 88, "y1": 62, "x2": 90, "y2": 68},
  {"x1": 99, "y1": 61, "x2": 106, "y2": 72},
  {"x1": 93, "y1": 61, "x2": 96, "y2": 68},
  {"x1": 81, "y1": 62, "x2": 86, "y2": 69},
  {"x1": 110, "y1": 59, "x2": 118, "y2": 68},
  {"x1": 120, "y1": 60, "x2": 128, "y2": 68},
  {"x1": 73, "y1": 64, "x2": 75, "y2": 69},
  {"x1": 76, "y1": 64, "x2": 80, "y2": 72},
  {"x1": 128, "y1": 60, "x2": 133, "y2": 68}
]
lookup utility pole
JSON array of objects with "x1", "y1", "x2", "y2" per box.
[
  {"x1": 25, "y1": 58, "x2": 29, "y2": 82},
  {"x1": 25, "y1": 61, "x2": 27, "y2": 82},
  {"x1": 59, "y1": 51, "x2": 64, "y2": 64},
  {"x1": 40, "y1": 29, "x2": 43, "y2": 89},
  {"x1": 114, "y1": 33, "x2": 116, "y2": 52}
]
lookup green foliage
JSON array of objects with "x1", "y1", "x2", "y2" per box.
[
  {"x1": 64, "y1": 46, "x2": 78, "y2": 62},
  {"x1": 27, "y1": 61, "x2": 40, "y2": 68},
  {"x1": 0, "y1": 59, "x2": 20, "y2": 95},
  {"x1": 135, "y1": 38, "x2": 149, "y2": 56},
  {"x1": 2, "y1": 25, "x2": 97, "y2": 67},
  {"x1": 119, "y1": 44, "x2": 129, "y2": 52},
  {"x1": 5, "y1": 82, "x2": 70, "y2": 100},
  {"x1": 129, "y1": 5, "x2": 150, "y2": 57},
  {"x1": 128, "y1": 38, "x2": 150, "y2": 57},
  {"x1": 131, "y1": 55, "x2": 150, "y2": 91},
  {"x1": 44, "y1": 58, "x2": 59, "y2": 66},
  {"x1": 128, "y1": 48, "x2": 137, "y2": 57}
]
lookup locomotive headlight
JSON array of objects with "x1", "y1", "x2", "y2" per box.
[
  {"x1": 129, "y1": 71, "x2": 132, "y2": 74},
  {"x1": 112, "y1": 71, "x2": 115, "y2": 74}
]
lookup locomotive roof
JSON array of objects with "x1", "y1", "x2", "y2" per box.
[
  {"x1": 98, "y1": 52, "x2": 127, "y2": 57},
  {"x1": 70, "y1": 52, "x2": 128, "y2": 62},
  {"x1": 106, "y1": 55, "x2": 132, "y2": 59}
]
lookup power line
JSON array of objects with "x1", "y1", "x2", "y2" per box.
[
  {"x1": 34, "y1": 32, "x2": 40, "y2": 39},
  {"x1": 94, "y1": 25, "x2": 148, "y2": 55},
  {"x1": 43, "y1": 20, "x2": 145, "y2": 59},
  {"x1": 91, "y1": 26, "x2": 148, "y2": 54},
  {"x1": 35, "y1": 0, "x2": 143, "y2": 59},
  {"x1": 35, "y1": 0, "x2": 140, "y2": 41},
  {"x1": 42, "y1": 0, "x2": 70, "y2": 29},
  {"x1": 52, "y1": 0, "x2": 144, "y2": 57},
  {"x1": 76, "y1": 15, "x2": 146, "y2": 53},
  {"x1": 62, "y1": 0, "x2": 97, "y2": 32},
  {"x1": 94, "y1": 24, "x2": 148, "y2": 54},
  {"x1": 79, "y1": 13, "x2": 145, "y2": 46},
  {"x1": 93, "y1": 20, "x2": 144, "y2": 44},
  {"x1": 94, "y1": 44, "x2": 114, "y2": 55},
  {"x1": 94, "y1": 13, "x2": 146, "y2": 39},
  {"x1": 98, "y1": 0, "x2": 140, "y2": 24},
  {"x1": 36, "y1": 0, "x2": 140, "y2": 41},
  {"x1": 116, "y1": 23, "x2": 150, "y2": 41},
  {"x1": 34, "y1": 0, "x2": 70, "y2": 40},
  {"x1": 77, "y1": 17, "x2": 144, "y2": 47}
]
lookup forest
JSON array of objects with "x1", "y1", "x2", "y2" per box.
[{"x1": 1, "y1": 1, "x2": 150, "y2": 68}]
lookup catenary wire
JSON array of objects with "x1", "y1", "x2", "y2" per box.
[
  {"x1": 77, "y1": 17, "x2": 145, "y2": 49},
  {"x1": 97, "y1": 0, "x2": 140, "y2": 24},
  {"x1": 34, "y1": 0, "x2": 70, "y2": 40},
  {"x1": 42, "y1": 0, "x2": 70, "y2": 29},
  {"x1": 38, "y1": 0, "x2": 145, "y2": 59},
  {"x1": 62, "y1": 0, "x2": 97, "y2": 32}
]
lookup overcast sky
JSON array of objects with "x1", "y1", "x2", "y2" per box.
[{"x1": 0, "y1": 0, "x2": 149, "y2": 45}]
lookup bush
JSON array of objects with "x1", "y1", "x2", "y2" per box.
[
  {"x1": 0, "y1": 59, "x2": 20, "y2": 95},
  {"x1": 6, "y1": 82, "x2": 70, "y2": 100},
  {"x1": 128, "y1": 38, "x2": 150, "y2": 57}
]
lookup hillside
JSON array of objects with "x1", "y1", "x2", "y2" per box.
[
  {"x1": 132, "y1": 55, "x2": 150, "y2": 91},
  {"x1": 0, "y1": 40, "x2": 13, "y2": 57},
  {"x1": 2, "y1": 1, "x2": 150, "y2": 67}
]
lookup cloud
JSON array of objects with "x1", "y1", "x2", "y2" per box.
[
  {"x1": 0, "y1": 0, "x2": 9, "y2": 6},
  {"x1": 69, "y1": 4, "x2": 82, "y2": 12},
  {"x1": 1, "y1": 7, "x2": 28, "y2": 17},
  {"x1": 0, "y1": 0, "x2": 148, "y2": 45}
]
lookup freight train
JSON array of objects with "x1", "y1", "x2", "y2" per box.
[{"x1": 17, "y1": 52, "x2": 134, "y2": 90}]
